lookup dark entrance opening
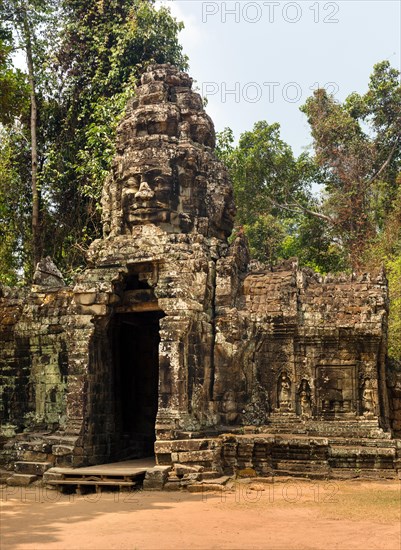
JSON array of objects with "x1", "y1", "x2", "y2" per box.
[{"x1": 112, "y1": 310, "x2": 164, "y2": 460}]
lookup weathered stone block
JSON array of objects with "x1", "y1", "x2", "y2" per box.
[
  {"x1": 178, "y1": 450, "x2": 219, "y2": 463},
  {"x1": 155, "y1": 439, "x2": 212, "y2": 453},
  {"x1": 174, "y1": 464, "x2": 204, "y2": 476},
  {"x1": 143, "y1": 466, "x2": 171, "y2": 491},
  {"x1": 7, "y1": 474, "x2": 38, "y2": 486},
  {"x1": 14, "y1": 461, "x2": 53, "y2": 476},
  {"x1": 74, "y1": 293, "x2": 97, "y2": 306},
  {"x1": 43, "y1": 471, "x2": 64, "y2": 482},
  {"x1": 52, "y1": 445, "x2": 74, "y2": 457}
]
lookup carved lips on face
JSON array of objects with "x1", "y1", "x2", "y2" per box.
[{"x1": 122, "y1": 169, "x2": 176, "y2": 227}]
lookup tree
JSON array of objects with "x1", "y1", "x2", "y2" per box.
[
  {"x1": 0, "y1": 126, "x2": 31, "y2": 284},
  {"x1": 364, "y1": 180, "x2": 401, "y2": 364},
  {"x1": 300, "y1": 61, "x2": 401, "y2": 268},
  {"x1": 1, "y1": 0, "x2": 58, "y2": 268},
  {"x1": 216, "y1": 122, "x2": 330, "y2": 269}
]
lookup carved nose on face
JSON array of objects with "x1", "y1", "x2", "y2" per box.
[{"x1": 135, "y1": 181, "x2": 155, "y2": 202}]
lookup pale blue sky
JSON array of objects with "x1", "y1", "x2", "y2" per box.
[{"x1": 159, "y1": 0, "x2": 401, "y2": 155}]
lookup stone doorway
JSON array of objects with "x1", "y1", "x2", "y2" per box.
[{"x1": 112, "y1": 310, "x2": 164, "y2": 460}]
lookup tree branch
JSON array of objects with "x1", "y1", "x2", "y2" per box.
[
  {"x1": 368, "y1": 136, "x2": 400, "y2": 185},
  {"x1": 267, "y1": 197, "x2": 336, "y2": 225}
]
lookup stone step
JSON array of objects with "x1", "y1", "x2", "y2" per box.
[
  {"x1": 330, "y1": 468, "x2": 399, "y2": 480},
  {"x1": 14, "y1": 461, "x2": 53, "y2": 476},
  {"x1": 326, "y1": 437, "x2": 397, "y2": 448},
  {"x1": 46, "y1": 435, "x2": 79, "y2": 445},
  {"x1": 201, "y1": 470, "x2": 226, "y2": 480},
  {"x1": 328, "y1": 445, "x2": 396, "y2": 472},
  {"x1": 266, "y1": 422, "x2": 391, "y2": 439},
  {"x1": 272, "y1": 467, "x2": 329, "y2": 479},
  {"x1": 52, "y1": 445, "x2": 75, "y2": 457},
  {"x1": 273, "y1": 459, "x2": 329, "y2": 470},
  {"x1": 15, "y1": 440, "x2": 52, "y2": 454},
  {"x1": 17, "y1": 450, "x2": 52, "y2": 462},
  {"x1": 330, "y1": 445, "x2": 396, "y2": 457}
]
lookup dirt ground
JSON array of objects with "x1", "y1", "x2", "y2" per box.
[{"x1": 1, "y1": 479, "x2": 400, "y2": 550}]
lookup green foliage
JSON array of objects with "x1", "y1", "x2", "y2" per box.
[
  {"x1": 281, "y1": 215, "x2": 347, "y2": 273},
  {"x1": 217, "y1": 61, "x2": 400, "y2": 281},
  {"x1": 0, "y1": 36, "x2": 28, "y2": 124},
  {"x1": 216, "y1": 121, "x2": 341, "y2": 270},
  {"x1": 215, "y1": 127, "x2": 235, "y2": 166},
  {"x1": 0, "y1": 127, "x2": 31, "y2": 284},
  {"x1": 301, "y1": 61, "x2": 401, "y2": 267},
  {"x1": 302, "y1": 62, "x2": 401, "y2": 360},
  {"x1": 364, "y1": 183, "x2": 401, "y2": 362},
  {"x1": 244, "y1": 214, "x2": 285, "y2": 266},
  {"x1": 387, "y1": 255, "x2": 401, "y2": 361}
]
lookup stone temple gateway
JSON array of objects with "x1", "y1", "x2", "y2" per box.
[{"x1": 1, "y1": 65, "x2": 400, "y2": 487}]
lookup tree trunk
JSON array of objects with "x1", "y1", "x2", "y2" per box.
[{"x1": 21, "y1": 6, "x2": 41, "y2": 271}]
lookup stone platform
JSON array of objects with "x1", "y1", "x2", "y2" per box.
[
  {"x1": 43, "y1": 457, "x2": 157, "y2": 493},
  {"x1": 5, "y1": 429, "x2": 401, "y2": 491},
  {"x1": 155, "y1": 431, "x2": 401, "y2": 485}
]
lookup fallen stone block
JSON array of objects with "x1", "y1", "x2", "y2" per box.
[
  {"x1": 14, "y1": 461, "x2": 53, "y2": 476},
  {"x1": 7, "y1": 474, "x2": 38, "y2": 486},
  {"x1": 143, "y1": 466, "x2": 171, "y2": 490}
]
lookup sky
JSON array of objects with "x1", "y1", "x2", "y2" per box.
[{"x1": 158, "y1": 0, "x2": 401, "y2": 156}]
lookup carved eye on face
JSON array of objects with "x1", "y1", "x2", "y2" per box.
[
  {"x1": 126, "y1": 176, "x2": 141, "y2": 190},
  {"x1": 154, "y1": 175, "x2": 171, "y2": 192}
]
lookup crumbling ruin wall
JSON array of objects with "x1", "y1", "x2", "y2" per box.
[
  {"x1": 0, "y1": 286, "x2": 71, "y2": 438},
  {"x1": 70, "y1": 227, "x2": 230, "y2": 464},
  {"x1": 387, "y1": 364, "x2": 401, "y2": 435},
  {"x1": 212, "y1": 258, "x2": 390, "y2": 430}
]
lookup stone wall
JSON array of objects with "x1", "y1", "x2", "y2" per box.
[
  {"x1": 387, "y1": 363, "x2": 401, "y2": 435},
  {"x1": 0, "y1": 286, "x2": 71, "y2": 438},
  {"x1": 211, "y1": 254, "x2": 390, "y2": 433}
]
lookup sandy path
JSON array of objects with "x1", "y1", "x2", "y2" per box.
[{"x1": 1, "y1": 480, "x2": 400, "y2": 550}]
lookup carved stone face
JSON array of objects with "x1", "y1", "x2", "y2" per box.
[
  {"x1": 102, "y1": 65, "x2": 235, "y2": 240},
  {"x1": 122, "y1": 168, "x2": 177, "y2": 228}
]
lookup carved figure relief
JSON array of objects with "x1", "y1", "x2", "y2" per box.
[
  {"x1": 361, "y1": 378, "x2": 376, "y2": 416},
  {"x1": 101, "y1": 65, "x2": 235, "y2": 240},
  {"x1": 298, "y1": 379, "x2": 312, "y2": 419},
  {"x1": 222, "y1": 390, "x2": 239, "y2": 425},
  {"x1": 278, "y1": 372, "x2": 292, "y2": 411},
  {"x1": 122, "y1": 170, "x2": 177, "y2": 229}
]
